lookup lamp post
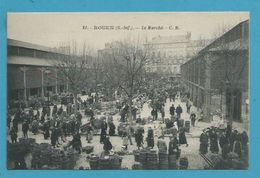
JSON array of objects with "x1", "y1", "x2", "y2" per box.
[
  {"x1": 20, "y1": 66, "x2": 28, "y2": 100},
  {"x1": 225, "y1": 80, "x2": 232, "y2": 126}
]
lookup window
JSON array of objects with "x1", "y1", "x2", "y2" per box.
[
  {"x1": 8, "y1": 46, "x2": 19, "y2": 56},
  {"x1": 19, "y1": 47, "x2": 34, "y2": 57}
]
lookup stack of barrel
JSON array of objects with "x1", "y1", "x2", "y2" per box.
[
  {"x1": 146, "y1": 150, "x2": 158, "y2": 170},
  {"x1": 158, "y1": 151, "x2": 168, "y2": 169},
  {"x1": 139, "y1": 149, "x2": 148, "y2": 169},
  {"x1": 133, "y1": 150, "x2": 140, "y2": 162},
  {"x1": 168, "y1": 155, "x2": 178, "y2": 169}
]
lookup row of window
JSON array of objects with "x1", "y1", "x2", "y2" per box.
[
  {"x1": 148, "y1": 58, "x2": 186, "y2": 64},
  {"x1": 8, "y1": 46, "x2": 67, "y2": 60},
  {"x1": 151, "y1": 51, "x2": 185, "y2": 59}
]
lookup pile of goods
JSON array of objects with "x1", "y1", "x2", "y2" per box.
[
  {"x1": 89, "y1": 154, "x2": 123, "y2": 170},
  {"x1": 31, "y1": 143, "x2": 79, "y2": 169},
  {"x1": 82, "y1": 146, "x2": 94, "y2": 154},
  {"x1": 133, "y1": 149, "x2": 158, "y2": 170},
  {"x1": 133, "y1": 149, "x2": 185, "y2": 170},
  {"x1": 204, "y1": 152, "x2": 247, "y2": 170},
  {"x1": 7, "y1": 138, "x2": 36, "y2": 160}
]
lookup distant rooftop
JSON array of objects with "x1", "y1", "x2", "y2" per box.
[{"x1": 148, "y1": 32, "x2": 191, "y2": 44}]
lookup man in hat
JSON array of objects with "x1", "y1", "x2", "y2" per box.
[
  {"x1": 199, "y1": 129, "x2": 209, "y2": 154},
  {"x1": 146, "y1": 127, "x2": 154, "y2": 149},
  {"x1": 176, "y1": 104, "x2": 183, "y2": 119},
  {"x1": 170, "y1": 104, "x2": 175, "y2": 117}
]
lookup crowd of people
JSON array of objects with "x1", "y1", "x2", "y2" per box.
[
  {"x1": 7, "y1": 82, "x2": 249, "y2": 169},
  {"x1": 199, "y1": 125, "x2": 249, "y2": 159}
]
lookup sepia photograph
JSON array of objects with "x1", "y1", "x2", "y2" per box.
[{"x1": 7, "y1": 12, "x2": 249, "y2": 170}]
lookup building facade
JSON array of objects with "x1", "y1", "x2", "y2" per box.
[
  {"x1": 144, "y1": 33, "x2": 211, "y2": 77},
  {"x1": 8, "y1": 39, "x2": 69, "y2": 101},
  {"x1": 181, "y1": 20, "x2": 249, "y2": 123}
]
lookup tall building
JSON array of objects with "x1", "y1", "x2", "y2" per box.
[
  {"x1": 144, "y1": 33, "x2": 211, "y2": 77},
  {"x1": 181, "y1": 20, "x2": 249, "y2": 123}
]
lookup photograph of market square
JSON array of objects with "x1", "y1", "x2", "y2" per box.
[{"x1": 7, "y1": 12, "x2": 249, "y2": 170}]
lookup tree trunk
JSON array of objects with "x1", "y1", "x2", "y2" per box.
[
  {"x1": 73, "y1": 92, "x2": 78, "y2": 115},
  {"x1": 128, "y1": 97, "x2": 133, "y2": 126}
]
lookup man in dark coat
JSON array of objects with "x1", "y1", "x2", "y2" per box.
[
  {"x1": 170, "y1": 104, "x2": 175, "y2": 116},
  {"x1": 22, "y1": 121, "x2": 29, "y2": 139},
  {"x1": 146, "y1": 127, "x2": 154, "y2": 148},
  {"x1": 72, "y1": 132, "x2": 82, "y2": 154},
  {"x1": 168, "y1": 136, "x2": 180, "y2": 159},
  {"x1": 13, "y1": 113, "x2": 19, "y2": 132},
  {"x1": 241, "y1": 131, "x2": 248, "y2": 152},
  {"x1": 179, "y1": 127, "x2": 188, "y2": 147},
  {"x1": 109, "y1": 122, "x2": 116, "y2": 136},
  {"x1": 199, "y1": 130, "x2": 209, "y2": 154},
  {"x1": 103, "y1": 136, "x2": 113, "y2": 154},
  {"x1": 233, "y1": 134, "x2": 243, "y2": 158},
  {"x1": 219, "y1": 132, "x2": 230, "y2": 158},
  {"x1": 43, "y1": 120, "x2": 50, "y2": 139},
  {"x1": 100, "y1": 129, "x2": 107, "y2": 144},
  {"x1": 10, "y1": 127, "x2": 18, "y2": 143},
  {"x1": 151, "y1": 108, "x2": 158, "y2": 121},
  {"x1": 135, "y1": 129, "x2": 144, "y2": 150},
  {"x1": 51, "y1": 127, "x2": 59, "y2": 147},
  {"x1": 101, "y1": 119, "x2": 108, "y2": 131},
  {"x1": 176, "y1": 105, "x2": 183, "y2": 119},
  {"x1": 209, "y1": 129, "x2": 219, "y2": 153},
  {"x1": 229, "y1": 130, "x2": 238, "y2": 151}
]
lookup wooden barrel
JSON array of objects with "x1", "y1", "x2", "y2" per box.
[
  {"x1": 159, "y1": 152, "x2": 168, "y2": 170},
  {"x1": 168, "y1": 155, "x2": 178, "y2": 169},
  {"x1": 146, "y1": 151, "x2": 158, "y2": 170},
  {"x1": 179, "y1": 157, "x2": 188, "y2": 169}
]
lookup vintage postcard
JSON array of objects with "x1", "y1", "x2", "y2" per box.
[{"x1": 6, "y1": 12, "x2": 249, "y2": 170}]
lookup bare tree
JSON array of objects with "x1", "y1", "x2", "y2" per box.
[
  {"x1": 52, "y1": 40, "x2": 92, "y2": 114},
  {"x1": 101, "y1": 38, "x2": 152, "y2": 125}
]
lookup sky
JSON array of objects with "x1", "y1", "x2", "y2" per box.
[{"x1": 7, "y1": 12, "x2": 249, "y2": 52}]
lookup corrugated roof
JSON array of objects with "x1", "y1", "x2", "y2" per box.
[{"x1": 8, "y1": 39, "x2": 56, "y2": 53}]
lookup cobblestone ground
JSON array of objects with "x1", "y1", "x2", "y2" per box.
[{"x1": 8, "y1": 97, "x2": 247, "y2": 170}]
